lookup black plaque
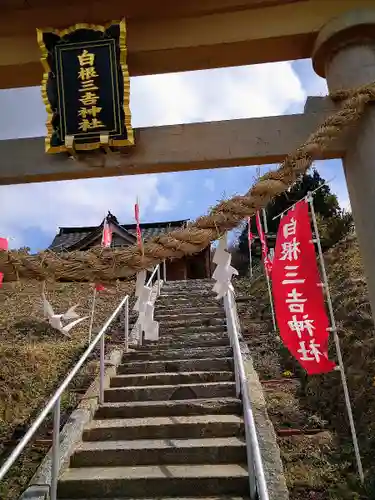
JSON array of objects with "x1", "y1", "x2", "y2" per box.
[{"x1": 37, "y1": 20, "x2": 134, "y2": 153}]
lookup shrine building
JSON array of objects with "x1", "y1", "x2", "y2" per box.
[{"x1": 49, "y1": 214, "x2": 211, "y2": 281}]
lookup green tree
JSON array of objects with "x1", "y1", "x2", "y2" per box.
[{"x1": 238, "y1": 169, "x2": 353, "y2": 268}]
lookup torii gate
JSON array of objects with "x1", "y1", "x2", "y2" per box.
[{"x1": 1, "y1": 1, "x2": 375, "y2": 319}]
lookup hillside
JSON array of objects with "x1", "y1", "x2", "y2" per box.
[
  {"x1": 235, "y1": 233, "x2": 375, "y2": 499},
  {"x1": 0, "y1": 279, "x2": 134, "y2": 499}
]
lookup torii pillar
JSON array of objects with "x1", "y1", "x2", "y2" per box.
[{"x1": 313, "y1": 9, "x2": 375, "y2": 321}]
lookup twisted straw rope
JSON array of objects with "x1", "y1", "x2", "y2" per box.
[{"x1": 1, "y1": 83, "x2": 375, "y2": 283}]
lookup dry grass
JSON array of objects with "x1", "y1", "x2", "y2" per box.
[
  {"x1": 300, "y1": 235, "x2": 375, "y2": 495},
  {"x1": 234, "y1": 236, "x2": 373, "y2": 498},
  {"x1": 0, "y1": 279, "x2": 134, "y2": 498}
]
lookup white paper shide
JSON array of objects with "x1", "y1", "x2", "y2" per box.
[
  {"x1": 42, "y1": 293, "x2": 88, "y2": 337},
  {"x1": 133, "y1": 270, "x2": 159, "y2": 341},
  {"x1": 212, "y1": 234, "x2": 238, "y2": 299}
]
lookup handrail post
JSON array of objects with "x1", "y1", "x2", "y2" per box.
[
  {"x1": 163, "y1": 259, "x2": 167, "y2": 282},
  {"x1": 124, "y1": 297, "x2": 129, "y2": 353},
  {"x1": 226, "y1": 293, "x2": 240, "y2": 396},
  {"x1": 51, "y1": 397, "x2": 61, "y2": 500},
  {"x1": 138, "y1": 321, "x2": 143, "y2": 346},
  {"x1": 99, "y1": 333, "x2": 105, "y2": 404},
  {"x1": 157, "y1": 265, "x2": 161, "y2": 296},
  {"x1": 243, "y1": 389, "x2": 258, "y2": 500}
]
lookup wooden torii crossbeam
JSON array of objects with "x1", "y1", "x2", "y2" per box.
[
  {"x1": 0, "y1": 97, "x2": 345, "y2": 185},
  {"x1": 0, "y1": 0, "x2": 370, "y2": 89}
]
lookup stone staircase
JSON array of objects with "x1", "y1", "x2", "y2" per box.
[{"x1": 57, "y1": 279, "x2": 249, "y2": 499}]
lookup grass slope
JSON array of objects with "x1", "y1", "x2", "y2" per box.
[
  {"x1": 0, "y1": 279, "x2": 134, "y2": 498},
  {"x1": 235, "y1": 233, "x2": 374, "y2": 498}
]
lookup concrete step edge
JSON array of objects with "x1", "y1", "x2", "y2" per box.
[
  {"x1": 118, "y1": 356, "x2": 233, "y2": 366},
  {"x1": 87, "y1": 413, "x2": 243, "y2": 430},
  {"x1": 97, "y1": 396, "x2": 240, "y2": 409},
  {"x1": 60, "y1": 497, "x2": 249, "y2": 500},
  {"x1": 112, "y1": 370, "x2": 234, "y2": 379},
  {"x1": 122, "y1": 346, "x2": 231, "y2": 356},
  {"x1": 59, "y1": 463, "x2": 249, "y2": 481},
  {"x1": 75, "y1": 436, "x2": 246, "y2": 452},
  {"x1": 106, "y1": 381, "x2": 236, "y2": 392}
]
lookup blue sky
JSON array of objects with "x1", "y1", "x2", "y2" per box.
[{"x1": 0, "y1": 58, "x2": 349, "y2": 252}]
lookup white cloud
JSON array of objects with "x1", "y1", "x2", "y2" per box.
[
  {"x1": 0, "y1": 175, "x2": 162, "y2": 248},
  {"x1": 204, "y1": 178, "x2": 215, "y2": 192},
  {"x1": 130, "y1": 62, "x2": 305, "y2": 127},
  {"x1": 0, "y1": 60, "x2": 308, "y2": 248},
  {"x1": 154, "y1": 195, "x2": 175, "y2": 213}
]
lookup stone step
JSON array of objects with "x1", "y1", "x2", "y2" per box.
[
  {"x1": 157, "y1": 302, "x2": 221, "y2": 310},
  {"x1": 83, "y1": 414, "x2": 244, "y2": 441},
  {"x1": 105, "y1": 381, "x2": 236, "y2": 402},
  {"x1": 160, "y1": 290, "x2": 217, "y2": 297},
  {"x1": 155, "y1": 301, "x2": 224, "y2": 315},
  {"x1": 161, "y1": 324, "x2": 226, "y2": 335},
  {"x1": 121, "y1": 345, "x2": 232, "y2": 362},
  {"x1": 159, "y1": 296, "x2": 218, "y2": 303},
  {"x1": 162, "y1": 281, "x2": 215, "y2": 287},
  {"x1": 117, "y1": 357, "x2": 233, "y2": 375},
  {"x1": 110, "y1": 371, "x2": 234, "y2": 388},
  {"x1": 61, "y1": 497, "x2": 248, "y2": 500},
  {"x1": 155, "y1": 310, "x2": 225, "y2": 321},
  {"x1": 95, "y1": 397, "x2": 241, "y2": 420},
  {"x1": 70, "y1": 436, "x2": 246, "y2": 468},
  {"x1": 139, "y1": 337, "x2": 230, "y2": 349},
  {"x1": 161, "y1": 288, "x2": 216, "y2": 295},
  {"x1": 157, "y1": 299, "x2": 219, "y2": 306},
  {"x1": 156, "y1": 293, "x2": 222, "y2": 306},
  {"x1": 156, "y1": 331, "x2": 229, "y2": 342},
  {"x1": 163, "y1": 283, "x2": 215, "y2": 288},
  {"x1": 58, "y1": 464, "x2": 249, "y2": 498},
  {"x1": 159, "y1": 317, "x2": 226, "y2": 328}
]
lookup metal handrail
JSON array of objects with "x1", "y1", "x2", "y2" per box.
[
  {"x1": 0, "y1": 293, "x2": 130, "y2": 500},
  {"x1": 224, "y1": 289, "x2": 270, "y2": 500},
  {"x1": 146, "y1": 263, "x2": 161, "y2": 294}
]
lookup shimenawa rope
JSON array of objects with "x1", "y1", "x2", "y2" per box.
[{"x1": 1, "y1": 83, "x2": 375, "y2": 283}]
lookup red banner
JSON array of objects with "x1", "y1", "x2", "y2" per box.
[
  {"x1": 0, "y1": 237, "x2": 8, "y2": 288},
  {"x1": 101, "y1": 219, "x2": 112, "y2": 248},
  {"x1": 96, "y1": 220, "x2": 112, "y2": 292},
  {"x1": 255, "y1": 211, "x2": 272, "y2": 275},
  {"x1": 272, "y1": 201, "x2": 335, "y2": 375}
]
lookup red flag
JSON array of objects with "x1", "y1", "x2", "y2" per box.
[
  {"x1": 101, "y1": 219, "x2": 112, "y2": 248},
  {"x1": 96, "y1": 219, "x2": 112, "y2": 292},
  {"x1": 272, "y1": 200, "x2": 336, "y2": 375},
  {"x1": 134, "y1": 200, "x2": 143, "y2": 250},
  {"x1": 95, "y1": 283, "x2": 106, "y2": 292},
  {"x1": 255, "y1": 211, "x2": 272, "y2": 275},
  {"x1": 247, "y1": 217, "x2": 253, "y2": 246},
  {"x1": 0, "y1": 238, "x2": 8, "y2": 250},
  {"x1": 0, "y1": 237, "x2": 8, "y2": 288}
]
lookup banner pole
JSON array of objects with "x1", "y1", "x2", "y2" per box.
[
  {"x1": 262, "y1": 208, "x2": 268, "y2": 234},
  {"x1": 249, "y1": 243, "x2": 253, "y2": 279},
  {"x1": 88, "y1": 287, "x2": 97, "y2": 344},
  {"x1": 265, "y1": 271, "x2": 277, "y2": 333},
  {"x1": 259, "y1": 210, "x2": 277, "y2": 333},
  {"x1": 247, "y1": 217, "x2": 253, "y2": 279},
  {"x1": 307, "y1": 192, "x2": 364, "y2": 484}
]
